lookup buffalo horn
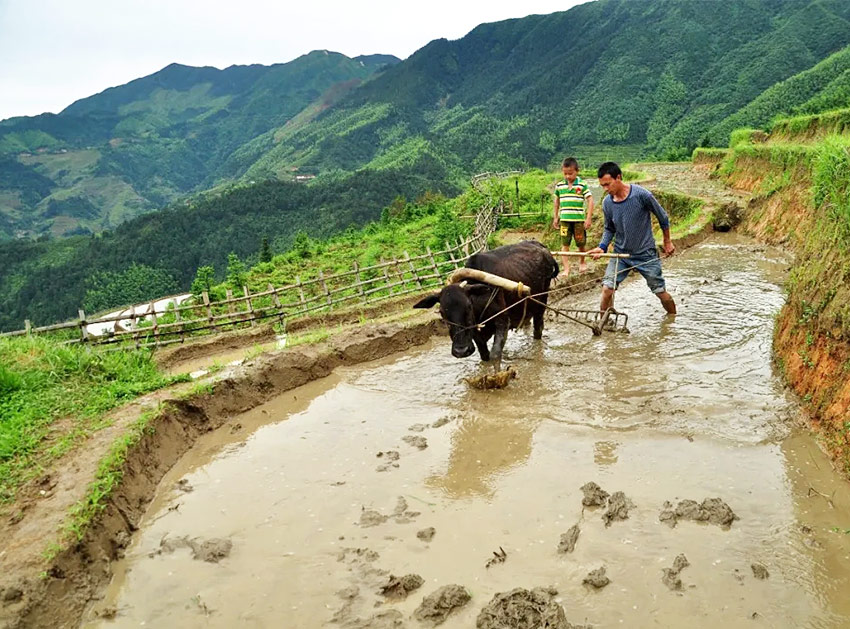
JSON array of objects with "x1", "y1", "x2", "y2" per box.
[{"x1": 448, "y1": 269, "x2": 530, "y2": 295}]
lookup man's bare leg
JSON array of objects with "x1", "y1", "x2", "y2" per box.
[
  {"x1": 600, "y1": 286, "x2": 615, "y2": 312},
  {"x1": 657, "y1": 291, "x2": 676, "y2": 315}
]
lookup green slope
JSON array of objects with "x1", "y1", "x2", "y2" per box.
[{"x1": 0, "y1": 52, "x2": 398, "y2": 238}]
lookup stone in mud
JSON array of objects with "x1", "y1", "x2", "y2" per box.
[
  {"x1": 583, "y1": 566, "x2": 610, "y2": 589},
  {"x1": 557, "y1": 525, "x2": 580, "y2": 554},
  {"x1": 379, "y1": 574, "x2": 425, "y2": 599},
  {"x1": 346, "y1": 610, "x2": 405, "y2": 628},
  {"x1": 660, "y1": 498, "x2": 738, "y2": 529},
  {"x1": 408, "y1": 423, "x2": 430, "y2": 433},
  {"x1": 414, "y1": 584, "x2": 471, "y2": 626},
  {"x1": 602, "y1": 492, "x2": 634, "y2": 527},
  {"x1": 189, "y1": 538, "x2": 232, "y2": 563},
  {"x1": 417, "y1": 527, "x2": 436, "y2": 542},
  {"x1": 580, "y1": 482, "x2": 609, "y2": 507},
  {"x1": 712, "y1": 202, "x2": 743, "y2": 232},
  {"x1": 662, "y1": 554, "x2": 690, "y2": 591},
  {"x1": 402, "y1": 435, "x2": 428, "y2": 450},
  {"x1": 751, "y1": 563, "x2": 769, "y2": 580},
  {"x1": 360, "y1": 509, "x2": 389, "y2": 527},
  {"x1": 476, "y1": 587, "x2": 584, "y2": 629}
]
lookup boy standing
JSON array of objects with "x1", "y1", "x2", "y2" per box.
[{"x1": 552, "y1": 157, "x2": 594, "y2": 276}]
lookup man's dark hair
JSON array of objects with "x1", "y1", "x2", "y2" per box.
[
  {"x1": 562, "y1": 157, "x2": 579, "y2": 169},
  {"x1": 597, "y1": 161, "x2": 622, "y2": 179}
]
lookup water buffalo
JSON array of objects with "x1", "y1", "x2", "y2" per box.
[{"x1": 413, "y1": 240, "x2": 559, "y2": 368}]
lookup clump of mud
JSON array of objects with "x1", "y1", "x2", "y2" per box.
[
  {"x1": 345, "y1": 610, "x2": 405, "y2": 628},
  {"x1": 465, "y1": 366, "x2": 517, "y2": 390},
  {"x1": 557, "y1": 525, "x2": 580, "y2": 554},
  {"x1": 379, "y1": 574, "x2": 424, "y2": 599},
  {"x1": 580, "y1": 482, "x2": 609, "y2": 507},
  {"x1": 402, "y1": 435, "x2": 428, "y2": 450},
  {"x1": 659, "y1": 498, "x2": 738, "y2": 529},
  {"x1": 150, "y1": 536, "x2": 232, "y2": 563},
  {"x1": 432, "y1": 416, "x2": 451, "y2": 428},
  {"x1": 359, "y1": 497, "x2": 420, "y2": 527},
  {"x1": 376, "y1": 450, "x2": 400, "y2": 472},
  {"x1": 408, "y1": 423, "x2": 430, "y2": 433},
  {"x1": 417, "y1": 527, "x2": 436, "y2": 542},
  {"x1": 602, "y1": 492, "x2": 634, "y2": 527},
  {"x1": 583, "y1": 566, "x2": 610, "y2": 589},
  {"x1": 414, "y1": 585, "x2": 471, "y2": 626},
  {"x1": 751, "y1": 563, "x2": 770, "y2": 579},
  {"x1": 175, "y1": 478, "x2": 194, "y2": 493},
  {"x1": 476, "y1": 587, "x2": 586, "y2": 629},
  {"x1": 662, "y1": 554, "x2": 690, "y2": 591}
]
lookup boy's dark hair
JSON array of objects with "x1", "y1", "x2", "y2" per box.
[
  {"x1": 562, "y1": 157, "x2": 579, "y2": 169},
  {"x1": 597, "y1": 161, "x2": 622, "y2": 179}
]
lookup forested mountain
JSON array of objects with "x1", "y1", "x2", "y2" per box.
[
  {"x1": 0, "y1": 51, "x2": 398, "y2": 239},
  {"x1": 3, "y1": 0, "x2": 850, "y2": 331}
]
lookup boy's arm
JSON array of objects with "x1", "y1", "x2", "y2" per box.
[
  {"x1": 584, "y1": 188, "x2": 594, "y2": 229},
  {"x1": 552, "y1": 190, "x2": 560, "y2": 229}
]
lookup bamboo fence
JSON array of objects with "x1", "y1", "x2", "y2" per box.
[{"x1": 2, "y1": 199, "x2": 506, "y2": 350}]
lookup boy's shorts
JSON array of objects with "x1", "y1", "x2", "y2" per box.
[
  {"x1": 602, "y1": 248, "x2": 666, "y2": 294},
  {"x1": 559, "y1": 220, "x2": 586, "y2": 248}
]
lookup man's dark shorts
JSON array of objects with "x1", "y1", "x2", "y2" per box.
[
  {"x1": 602, "y1": 248, "x2": 666, "y2": 294},
  {"x1": 559, "y1": 220, "x2": 586, "y2": 248}
]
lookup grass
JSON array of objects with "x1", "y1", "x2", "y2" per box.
[{"x1": 0, "y1": 336, "x2": 188, "y2": 504}]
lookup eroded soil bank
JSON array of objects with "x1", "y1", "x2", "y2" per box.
[{"x1": 83, "y1": 233, "x2": 850, "y2": 628}]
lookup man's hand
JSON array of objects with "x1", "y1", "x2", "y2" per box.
[
  {"x1": 663, "y1": 240, "x2": 676, "y2": 257},
  {"x1": 587, "y1": 247, "x2": 604, "y2": 260}
]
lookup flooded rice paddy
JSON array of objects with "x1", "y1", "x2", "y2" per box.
[{"x1": 86, "y1": 233, "x2": 850, "y2": 628}]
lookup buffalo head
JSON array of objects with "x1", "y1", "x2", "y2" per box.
[{"x1": 413, "y1": 283, "x2": 494, "y2": 358}]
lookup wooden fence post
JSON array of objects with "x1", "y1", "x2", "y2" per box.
[
  {"x1": 149, "y1": 301, "x2": 159, "y2": 347},
  {"x1": 380, "y1": 258, "x2": 392, "y2": 298},
  {"x1": 295, "y1": 275, "x2": 306, "y2": 313},
  {"x1": 268, "y1": 283, "x2": 284, "y2": 327},
  {"x1": 393, "y1": 258, "x2": 405, "y2": 291},
  {"x1": 174, "y1": 305, "x2": 185, "y2": 344},
  {"x1": 78, "y1": 309, "x2": 89, "y2": 344},
  {"x1": 131, "y1": 307, "x2": 140, "y2": 350},
  {"x1": 24, "y1": 319, "x2": 31, "y2": 337},
  {"x1": 318, "y1": 270, "x2": 331, "y2": 307},
  {"x1": 405, "y1": 251, "x2": 422, "y2": 290},
  {"x1": 225, "y1": 288, "x2": 235, "y2": 317},
  {"x1": 243, "y1": 285, "x2": 256, "y2": 326},
  {"x1": 446, "y1": 241, "x2": 460, "y2": 270},
  {"x1": 426, "y1": 245, "x2": 440, "y2": 281},
  {"x1": 203, "y1": 291, "x2": 217, "y2": 332},
  {"x1": 353, "y1": 261, "x2": 364, "y2": 300}
]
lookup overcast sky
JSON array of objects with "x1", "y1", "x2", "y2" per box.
[{"x1": 0, "y1": 0, "x2": 584, "y2": 122}]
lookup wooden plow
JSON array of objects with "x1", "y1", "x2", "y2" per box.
[{"x1": 549, "y1": 252, "x2": 631, "y2": 335}]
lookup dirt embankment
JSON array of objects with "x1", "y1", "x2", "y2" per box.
[{"x1": 724, "y1": 150, "x2": 850, "y2": 478}]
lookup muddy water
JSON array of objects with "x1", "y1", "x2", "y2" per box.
[{"x1": 85, "y1": 233, "x2": 850, "y2": 629}]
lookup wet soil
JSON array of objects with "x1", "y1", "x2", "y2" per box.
[
  {"x1": 476, "y1": 587, "x2": 583, "y2": 629},
  {"x1": 80, "y1": 231, "x2": 850, "y2": 629}
]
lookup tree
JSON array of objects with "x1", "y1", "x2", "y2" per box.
[
  {"x1": 226, "y1": 253, "x2": 247, "y2": 289},
  {"x1": 190, "y1": 265, "x2": 216, "y2": 296},
  {"x1": 259, "y1": 236, "x2": 272, "y2": 263}
]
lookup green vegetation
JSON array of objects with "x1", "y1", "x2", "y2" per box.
[{"x1": 0, "y1": 336, "x2": 188, "y2": 503}]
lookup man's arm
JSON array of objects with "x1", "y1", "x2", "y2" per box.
[
  {"x1": 645, "y1": 190, "x2": 675, "y2": 256},
  {"x1": 588, "y1": 201, "x2": 613, "y2": 259}
]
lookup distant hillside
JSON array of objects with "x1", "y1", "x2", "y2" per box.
[
  {"x1": 246, "y1": 0, "x2": 850, "y2": 174},
  {"x1": 0, "y1": 51, "x2": 398, "y2": 239},
  {"x1": 703, "y1": 44, "x2": 850, "y2": 146}
]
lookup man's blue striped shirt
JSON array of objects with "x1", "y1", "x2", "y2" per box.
[{"x1": 598, "y1": 184, "x2": 670, "y2": 254}]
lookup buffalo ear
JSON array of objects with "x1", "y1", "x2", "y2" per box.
[
  {"x1": 413, "y1": 292, "x2": 441, "y2": 309},
  {"x1": 465, "y1": 283, "x2": 493, "y2": 297}
]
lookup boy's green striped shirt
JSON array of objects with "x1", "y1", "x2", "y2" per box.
[{"x1": 556, "y1": 177, "x2": 592, "y2": 221}]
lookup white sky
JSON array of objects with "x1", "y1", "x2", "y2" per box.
[{"x1": 0, "y1": 0, "x2": 584, "y2": 122}]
